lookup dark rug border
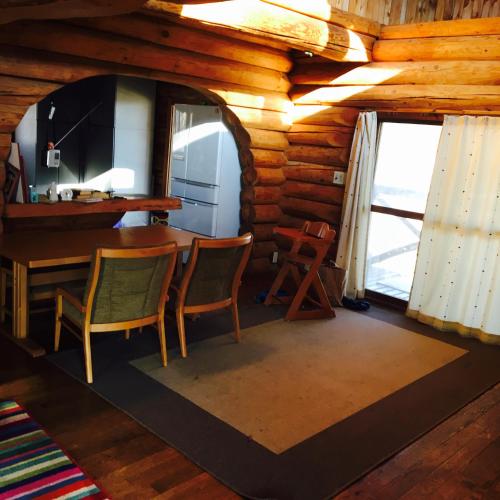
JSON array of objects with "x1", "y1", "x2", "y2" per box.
[{"x1": 47, "y1": 305, "x2": 500, "y2": 500}]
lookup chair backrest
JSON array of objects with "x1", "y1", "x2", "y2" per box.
[
  {"x1": 84, "y1": 243, "x2": 177, "y2": 324},
  {"x1": 178, "y1": 233, "x2": 253, "y2": 308},
  {"x1": 302, "y1": 221, "x2": 336, "y2": 243}
]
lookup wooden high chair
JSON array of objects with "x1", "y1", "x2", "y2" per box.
[{"x1": 264, "y1": 221, "x2": 336, "y2": 321}]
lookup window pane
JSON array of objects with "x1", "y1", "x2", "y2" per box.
[
  {"x1": 372, "y1": 123, "x2": 441, "y2": 213},
  {"x1": 366, "y1": 212, "x2": 423, "y2": 301}
]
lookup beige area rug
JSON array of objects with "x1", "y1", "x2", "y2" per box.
[{"x1": 131, "y1": 308, "x2": 467, "y2": 454}]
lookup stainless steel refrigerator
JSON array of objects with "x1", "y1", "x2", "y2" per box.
[{"x1": 168, "y1": 104, "x2": 241, "y2": 238}]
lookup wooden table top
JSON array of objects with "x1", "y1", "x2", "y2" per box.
[{"x1": 0, "y1": 226, "x2": 202, "y2": 268}]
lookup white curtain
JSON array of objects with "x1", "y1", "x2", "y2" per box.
[
  {"x1": 408, "y1": 115, "x2": 500, "y2": 344},
  {"x1": 336, "y1": 111, "x2": 377, "y2": 299}
]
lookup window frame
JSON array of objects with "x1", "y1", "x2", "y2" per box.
[{"x1": 365, "y1": 117, "x2": 444, "y2": 305}]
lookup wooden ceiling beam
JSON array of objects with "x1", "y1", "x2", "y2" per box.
[
  {"x1": 0, "y1": 0, "x2": 147, "y2": 24},
  {"x1": 143, "y1": 0, "x2": 374, "y2": 62},
  {"x1": 290, "y1": 61, "x2": 500, "y2": 86},
  {"x1": 290, "y1": 84, "x2": 500, "y2": 111},
  {"x1": 261, "y1": 0, "x2": 380, "y2": 37}
]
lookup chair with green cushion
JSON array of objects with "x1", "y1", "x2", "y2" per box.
[
  {"x1": 54, "y1": 243, "x2": 178, "y2": 384},
  {"x1": 175, "y1": 233, "x2": 253, "y2": 358}
]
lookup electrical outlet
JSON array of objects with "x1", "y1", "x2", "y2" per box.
[
  {"x1": 333, "y1": 171, "x2": 345, "y2": 185},
  {"x1": 272, "y1": 251, "x2": 279, "y2": 264}
]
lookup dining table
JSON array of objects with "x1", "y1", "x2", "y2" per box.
[{"x1": 0, "y1": 225, "x2": 204, "y2": 356}]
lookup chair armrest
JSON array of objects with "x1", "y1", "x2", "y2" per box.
[{"x1": 56, "y1": 287, "x2": 86, "y2": 313}]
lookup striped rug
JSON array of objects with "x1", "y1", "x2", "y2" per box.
[{"x1": 0, "y1": 401, "x2": 108, "y2": 499}]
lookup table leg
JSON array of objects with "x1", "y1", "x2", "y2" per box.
[
  {"x1": 13, "y1": 262, "x2": 29, "y2": 339},
  {"x1": 5, "y1": 262, "x2": 45, "y2": 357}
]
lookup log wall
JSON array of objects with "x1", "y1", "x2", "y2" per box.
[
  {"x1": 0, "y1": 13, "x2": 293, "y2": 271},
  {"x1": 290, "y1": 18, "x2": 500, "y2": 114},
  {"x1": 288, "y1": 16, "x2": 499, "y2": 260}
]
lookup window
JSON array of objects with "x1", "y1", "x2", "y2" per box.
[{"x1": 365, "y1": 122, "x2": 442, "y2": 301}]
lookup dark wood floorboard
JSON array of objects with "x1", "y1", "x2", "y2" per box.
[{"x1": 1, "y1": 291, "x2": 499, "y2": 499}]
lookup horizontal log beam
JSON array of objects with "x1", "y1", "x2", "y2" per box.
[
  {"x1": 282, "y1": 181, "x2": 344, "y2": 205},
  {"x1": 71, "y1": 14, "x2": 292, "y2": 73},
  {"x1": 261, "y1": 0, "x2": 380, "y2": 37},
  {"x1": 292, "y1": 105, "x2": 358, "y2": 127},
  {"x1": 288, "y1": 124, "x2": 353, "y2": 147},
  {"x1": 373, "y1": 35, "x2": 500, "y2": 62},
  {"x1": 370, "y1": 107, "x2": 500, "y2": 116},
  {"x1": 247, "y1": 128, "x2": 289, "y2": 150},
  {"x1": 241, "y1": 186, "x2": 282, "y2": 205},
  {"x1": 144, "y1": 0, "x2": 374, "y2": 62},
  {"x1": 380, "y1": 18, "x2": 500, "y2": 40},
  {"x1": 286, "y1": 144, "x2": 348, "y2": 166},
  {"x1": 252, "y1": 148, "x2": 287, "y2": 168},
  {"x1": 0, "y1": 48, "x2": 289, "y2": 119},
  {"x1": 230, "y1": 106, "x2": 290, "y2": 132},
  {"x1": 252, "y1": 240, "x2": 279, "y2": 258},
  {"x1": 0, "y1": 0, "x2": 146, "y2": 25},
  {"x1": 241, "y1": 223, "x2": 276, "y2": 241},
  {"x1": 279, "y1": 213, "x2": 307, "y2": 228},
  {"x1": 284, "y1": 163, "x2": 346, "y2": 185},
  {"x1": 290, "y1": 85, "x2": 500, "y2": 109},
  {"x1": 0, "y1": 104, "x2": 25, "y2": 132},
  {"x1": 241, "y1": 203, "x2": 282, "y2": 223},
  {"x1": 208, "y1": 87, "x2": 292, "y2": 113},
  {"x1": 280, "y1": 196, "x2": 341, "y2": 224},
  {"x1": 243, "y1": 167, "x2": 286, "y2": 186},
  {"x1": 0, "y1": 75, "x2": 60, "y2": 97},
  {"x1": 0, "y1": 21, "x2": 290, "y2": 92},
  {"x1": 290, "y1": 61, "x2": 500, "y2": 86}
]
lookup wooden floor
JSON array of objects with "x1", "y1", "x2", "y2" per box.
[{"x1": 1, "y1": 329, "x2": 499, "y2": 499}]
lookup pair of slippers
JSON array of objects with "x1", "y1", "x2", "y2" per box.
[{"x1": 342, "y1": 297, "x2": 370, "y2": 311}]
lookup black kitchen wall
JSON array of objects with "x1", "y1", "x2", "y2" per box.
[{"x1": 35, "y1": 75, "x2": 116, "y2": 189}]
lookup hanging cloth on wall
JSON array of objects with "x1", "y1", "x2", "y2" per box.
[
  {"x1": 336, "y1": 111, "x2": 378, "y2": 299},
  {"x1": 408, "y1": 115, "x2": 500, "y2": 344}
]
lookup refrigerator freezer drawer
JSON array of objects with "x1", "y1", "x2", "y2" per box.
[
  {"x1": 170, "y1": 179, "x2": 219, "y2": 204},
  {"x1": 170, "y1": 178, "x2": 186, "y2": 198},
  {"x1": 184, "y1": 181, "x2": 219, "y2": 204},
  {"x1": 169, "y1": 198, "x2": 218, "y2": 237}
]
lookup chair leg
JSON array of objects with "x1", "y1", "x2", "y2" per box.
[
  {"x1": 83, "y1": 326, "x2": 93, "y2": 384},
  {"x1": 54, "y1": 295, "x2": 62, "y2": 352},
  {"x1": 125, "y1": 329, "x2": 130, "y2": 340},
  {"x1": 231, "y1": 301, "x2": 241, "y2": 342},
  {"x1": 157, "y1": 319, "x2": 167, "y2": 367},
  {"x1": 176, "y1": 307, "x2": 188, "y2": 358},
  {"x1": 264, "y1": 261, "x2": 291, "y2": 306}
]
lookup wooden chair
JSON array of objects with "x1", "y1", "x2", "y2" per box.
[
  {"x1": 264, "y1": 221, "x2": 336, "y2": 321},
  {"x1": 175, "y1": 233, "x2": 253, "y2": 358},
  {"x1": 54, "y1": 243, "x2": 177, "y2": 384}
]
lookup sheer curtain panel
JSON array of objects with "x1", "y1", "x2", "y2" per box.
[
  {"x1": 336, "y1": 111, "x2": 378, "y2": 299},
  {"x1": 408, "y1": 115, "x2": 500, "y2": 344}
]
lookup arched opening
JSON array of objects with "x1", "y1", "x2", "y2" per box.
[{"x1": 4, "y1": 74, "x2": 252, "y2": 235}]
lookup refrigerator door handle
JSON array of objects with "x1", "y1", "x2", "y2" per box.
[
  {"x1": 181, "y1": 199, "x2": 214, "y2": 208},
  {"x1": 185, "y1": 179, "x2": 217, "y2": 188}
]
